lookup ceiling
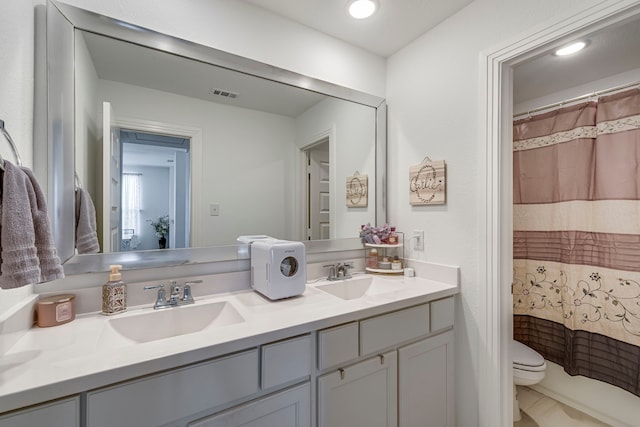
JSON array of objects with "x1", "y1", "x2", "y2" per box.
[
  {"x1": 241, "y1": 0, "x2": 474, "y2": 57},
  {"x1": 513, "y1": 14, "x2": 640, "y2": 106},
  {"x1": 85, "y1": 2, "x2": 640, "y2": 117},
  {"x1": 83, "y1": 31, "x2": 325, "y2": 118}
]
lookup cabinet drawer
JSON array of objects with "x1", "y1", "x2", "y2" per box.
[
  {"x1": 431, "y1": 296, "x2": 454, "y2": 332},
  {"x1": 360, "y1": 304, "x2": 430, "y2": 356},
  {"x1": 87, "y1": 349, "x2": 259, "y2": 427},
  {"x1": 0, "y1": 396, "x2": 80, "y2": 427},
  {"x1": 262, "y1": 334, "x2": 311, "y2": 389},
  {"x1": 317, "y1": 322, "x2": 359, "y2": 370},
  {"x1": 188, "y1": 382, "x2": 311, "y2": 427}
]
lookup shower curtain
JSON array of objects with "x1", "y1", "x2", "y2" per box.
[{"x1": 512, "y1": 88, "x2": 640, "y2": 396}]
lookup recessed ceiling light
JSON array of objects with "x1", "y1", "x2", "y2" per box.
[
  {"x1": 555, "y1": 41, "x2": 587, "y2": 56},
  {"x1": 348, "y1": 0, "x2": 378, "y2": 19}
]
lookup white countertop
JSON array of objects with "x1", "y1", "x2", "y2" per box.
[{"x1": 0, "y1": 273, "x2": 458, "y2": 414}]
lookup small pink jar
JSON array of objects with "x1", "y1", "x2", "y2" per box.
[{"x1": 36, "y1": 294, "x2": 76, "y2": 327}]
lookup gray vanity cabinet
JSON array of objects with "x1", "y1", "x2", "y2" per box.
[
  {"x1": 1, "y1": 296, "x2": 454, "y2": 427},
  {"x1": 315, "y1": 298, "x2": 454, "y2": 427},
  {"x1": 317, "y1": 350, "x2": 398, "y2": 427},
  {"x1": 398, "y1": 297, "x2": 455, "y2": 427},
  {"x1": 188, "y1": 383, "x2": 310, "y2": 427},
  {"x1": 0, "y1": 396, "x2": 80, "y2": 427},
  {"x1": 85, "y1": 335, "x2": 312, "y2": 427},
  {"x1": 86, "y1": 349, "x2": 260, "y2": 427},
  {"x1": 398, "y1": 331, "x2": 454, "y2": 427}
]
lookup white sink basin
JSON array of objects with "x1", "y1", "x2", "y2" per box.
[
  {"x1": 315, "y1": 276, "x2": 404, "y2": 300},
  {"x1": 107, "y1": 300, "x2": 244, "y2": 343}
]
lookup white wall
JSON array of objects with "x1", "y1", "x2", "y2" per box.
[
  {"x1": 515, "y1": 67, "x2": 640, "y2": 114},
  {"x1": 99, "y1": 79, "x2": 297, "y2": 245},
  {"x1": 0, "y1": 0, "x2": 41, "y2": 314},
  {"x1": 385, "y1": 0, "x2": 616, "y2": 425},
  {"x1": 296, "y1": 97, "x2": 376, "y2": 239}
]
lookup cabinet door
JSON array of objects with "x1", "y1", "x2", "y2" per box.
[
  {"x1": 0, "y1": 396, "x2": 80, "y2": 427},
  {"x1": 188, "y1": 383, "x2": 310, "y2": 427},
  {"x1": 398, "y1": 331, "x2": 454, "y2": 427},
  {"x1": 317, "y1": 350, "x2": 397, "y2": 427}
]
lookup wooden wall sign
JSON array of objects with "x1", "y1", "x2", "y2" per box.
[
  {"x1": 346, "y1": 173, "x2": 368, "y2": 207},
  {"x1": 409, "y1": 160, "x2": 446, "y2": 205}
]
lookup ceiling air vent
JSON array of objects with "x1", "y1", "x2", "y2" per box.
[{"x1": 211, "y1": 88, "x2": 238, "y2": 99}]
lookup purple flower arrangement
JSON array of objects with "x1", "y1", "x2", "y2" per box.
[{"x1": 359, "y1": 223, "x2": 392, "y2": 244}]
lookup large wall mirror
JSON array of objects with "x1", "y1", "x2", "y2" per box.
[{"x1": 39, "y1": 1, "x2": 386, "y2": 274}]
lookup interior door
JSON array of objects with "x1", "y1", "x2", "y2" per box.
[
  {"x1": 307, "y1": 140, "x2": 330, "y2": 240},
  {"x1": 102, "y1": 101, "x2": 121, "y2": 252}
]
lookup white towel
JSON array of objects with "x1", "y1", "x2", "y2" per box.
[
  {"x1": 0, "y1": 161, "x2": 64, "y2": 288},
  {"x1": 75, "y1": 187, "x2": 100, "y2": 254}
]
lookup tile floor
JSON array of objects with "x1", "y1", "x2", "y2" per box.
[{"x1": 514, "y1": 386, "x2": 612, "y2": 427}]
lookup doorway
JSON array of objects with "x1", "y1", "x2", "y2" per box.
[
  {"x1": 304, "y1": 137, "x2": 331, "y2": 240},
  {"x1": 480, "y1": 3, "x2": 640, "y2": 426},
  {"x1": 119, "y1": 130, "x2": 191, "y2": 251}
]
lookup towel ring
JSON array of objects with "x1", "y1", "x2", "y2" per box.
[{"x1": 0, "y1": 119, "x2": 23, "y2": 169}]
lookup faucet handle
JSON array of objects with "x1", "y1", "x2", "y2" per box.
[
  {"x1": 323, "y1": 264, "x2": 338, "y2": 280},
  {"x1": 182, "y1": 285, "x2": 194, "y2": 304},
  {"x1": 181, "y1": 280, "x2": 201, "y2": 304},
  {"x1": 144, "y1": 284, "x2": 166, "y2": 307}
]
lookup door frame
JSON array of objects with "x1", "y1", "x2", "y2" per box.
[
  {"x1": 297, "y1": 127, "x2": 336, "y2": 241},
  {"x1": 478, "y1": 1, "x2": 640, "y2": 426},
  {"x1": 113, "y1": 117, "x2": 203, "y2": 247},
  {"x1": 305, "y1": 138, "x2": 330, "y2": 240}
]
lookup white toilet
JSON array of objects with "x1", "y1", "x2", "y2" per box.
[{"x1": 512, "y1": 339, "x2": 547, "y2": 421}]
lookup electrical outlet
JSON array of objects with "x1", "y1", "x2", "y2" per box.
[
  {"x1": 413, "y1": 230, "x2": 424, "y2": 251},
  {"x1": 210, "y1": 203, "x2": 220, "y2": 216}
]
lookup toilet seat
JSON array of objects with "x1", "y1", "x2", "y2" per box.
[
  {"x1": 512, "y1": 340, "x2": 546, "y2": 371},
  {"x1": 512, "y1": 339, "x2": 547, "y2": 421}
]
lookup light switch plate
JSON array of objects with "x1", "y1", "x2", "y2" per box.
[{"x1": 210, "y1": 203, "x2": 220, "y2": 216}]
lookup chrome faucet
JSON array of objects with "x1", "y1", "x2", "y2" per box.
[
  {"x1": 336, "y1": 262, "x2": 353, "y2": 279},
  {"x1": 323, "y1": 264, "x2": 338, "y2": 281},
  {"x1": 323, "y1": 262, "x2": 353, "y2": 281},
  {"x1": 144, "y1": 279, "x2": 202, "y2": 309}
]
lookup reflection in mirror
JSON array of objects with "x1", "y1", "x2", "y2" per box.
[
  {"x1": 121, "y1": 131, "x2": 191, "y2": 252},
  {"x1": 43, "y1": 1, "x2": 386, "y2": 273},
  {"x1": 75, "y1": 29, "x2": 377, "y2": 252}
]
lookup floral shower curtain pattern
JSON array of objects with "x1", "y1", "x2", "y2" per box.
[{"x1": 512, "y1": 88, "x2": 640, "y2": 396}]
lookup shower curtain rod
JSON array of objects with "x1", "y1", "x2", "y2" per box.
[{"x1": 513, "y1": 79, "x2": 640, "y2": 119}]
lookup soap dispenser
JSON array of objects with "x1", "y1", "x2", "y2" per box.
[{"x1": 102, "y1": 264, "x2": 127, "y2": 315}]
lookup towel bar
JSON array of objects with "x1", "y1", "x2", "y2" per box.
[{"x1": 0, "y1": 119, "x2": 23, "y2": 169}]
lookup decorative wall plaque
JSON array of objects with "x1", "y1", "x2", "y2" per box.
[
  {"x1": 346, "y1": 173, "x2": 368, "y2": 207},
  {"x1": 409, "y1": 159, "x2": 446, "y2": 205}
]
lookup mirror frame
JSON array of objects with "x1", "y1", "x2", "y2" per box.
[{"x1": 39, "y1": 0, "x2": 387, "y2": 275}]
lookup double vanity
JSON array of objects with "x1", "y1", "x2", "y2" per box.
[{"x1": 0, "y1": 267, "x2": 458, "y2": 427}]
